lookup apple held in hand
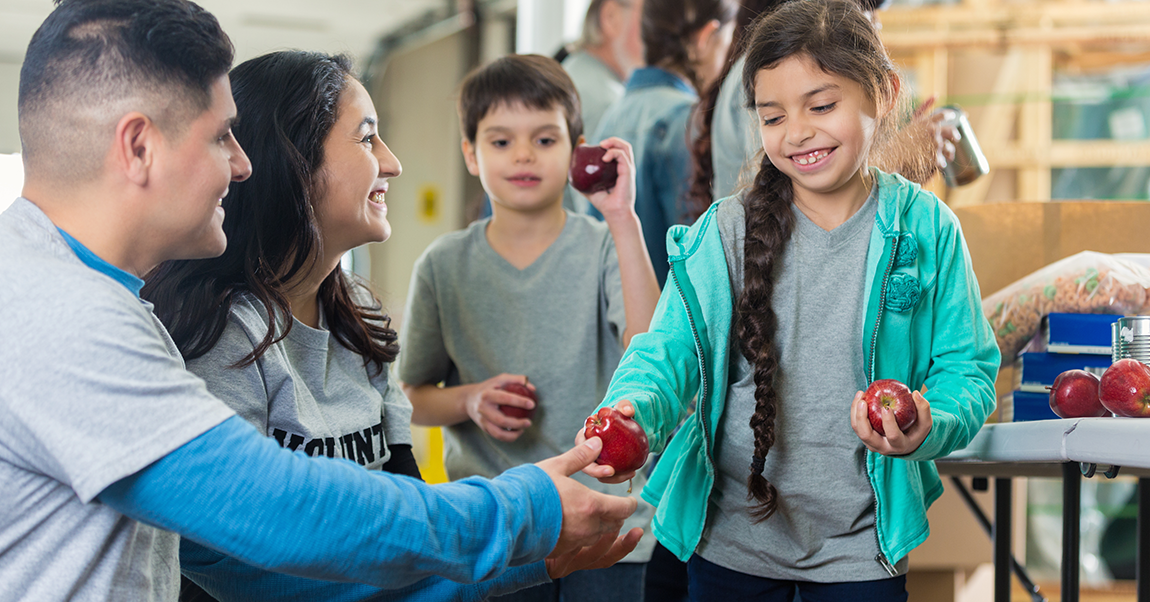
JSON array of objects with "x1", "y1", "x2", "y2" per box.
[
  {"x1": 864, "y1": 379, "x2": 918, "y2": 436},
  {"x1": 497, "y1": 382, "x2": 537, "y2": 419},
  {"x1": 583, "y1": 407, "x2": 649, "y2": 473},
  {"x1": 569, "y1": 145, "x2": 618, "y2": 194},
  {"x1": 1099, "y1": 358, "x2": 1150, "y2": 417},
  {"x1": 1048, "y1": 369, "x2": 1108, "y2": 418}
]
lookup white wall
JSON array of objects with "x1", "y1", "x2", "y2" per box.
[
  {"x1": 365, "y1": 31, "x2": 474, "y2": 327},
  {"x1": 0, "y1": 64, "x2": 21, "y2": 155},
  {"x1": 515, "y1": 0, "x2": 589, "y2": 55},
  {"x1": 0, "y1": 153, "x2": 22, "y2": 210}
]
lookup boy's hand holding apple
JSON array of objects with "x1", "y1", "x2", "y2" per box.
[
  {"x1": 575, "y1": 400, "x2": 649, "y2": 484},
  {"x1": 571, "y1": 138, "x2": 637, "y2": 224},
  {"x1": 465, "y1": 374, "x2": 536, "y2": 442},
  {"x1": 850, "y1": 381, "x2": 933, "y2": 456}
]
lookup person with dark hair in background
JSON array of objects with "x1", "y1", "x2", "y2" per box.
[
  {"x1": 0, "y1": 2, "x2": 641, "y2": 600},
  {"x1": 562, "y1": 0, "x2": 647, "y2": 140},
  {"x1": 580, "y1": 0, "x2": 998, "y2": 598},
  {"x1": 590, "y1": 0, "x2": 739, "y2": 286}
]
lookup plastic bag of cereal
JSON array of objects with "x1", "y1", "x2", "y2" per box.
[{"x1": 982, "y1": 251, "x2": 1150, "y2": 365}]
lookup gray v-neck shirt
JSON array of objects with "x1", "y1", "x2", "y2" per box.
[{"x1": 697, "y1": 193, "x2": 907, "y2": 581}]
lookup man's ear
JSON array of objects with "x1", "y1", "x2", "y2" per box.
[
  {"x1": 690, "y1": 19, "x2": 722, "y2": 61},
  {"x1": 112, "y1": 112, "x2": 155, "y2": 187},
  {"x1": 461, "y1": 138, "x2": 480, "y2": 176},
  {"x1": 600, "y1": 0, "x2": 624, "y2": 40}
]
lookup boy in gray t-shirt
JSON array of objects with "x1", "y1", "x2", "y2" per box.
[{"x1": 399, "y1": 55, "x2": 662, "y2": 600}]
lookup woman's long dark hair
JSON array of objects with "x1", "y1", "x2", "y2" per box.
[
  {"x1": 641, "y1": 0, "x2": 739, "y2": 93},
  {"x1": 142, "y1": 50, "x2": 399, "y2": 374},
  {"x1": 684, "y1": 0, "x2": 785, "y2": 220},
  {"x1": 736, "y1": 0, "x2": 900, "y2": 521}
]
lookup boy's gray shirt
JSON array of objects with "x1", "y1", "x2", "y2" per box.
[
  {"x1": 399, "y1": 212, "x2": 655, "y2": 562},
  {"x1": 184, "y1": 291, "x2": 413, "y2": 468},
  {"x1": 697, "y1": 193, "x2": 908, "y2": 580},
  {"x1": 0, "y1": 199, "x2": 235, "y2": 601}
]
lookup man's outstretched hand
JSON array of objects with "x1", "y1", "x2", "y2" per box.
[{"x1": 535, "y1": 437, "x2": 639, "y2": 558}]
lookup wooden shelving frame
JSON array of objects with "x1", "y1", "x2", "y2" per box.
[{"x1": 879, "y1": 0, "x2": 1150, "y2": 205}]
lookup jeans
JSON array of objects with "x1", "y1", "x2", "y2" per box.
[
  {"x1": 493, "y1": 562, "x2": 646, "y2": 602},
  {"x1": 687, "y1": 555, "x2": 907, "y2": 602}
]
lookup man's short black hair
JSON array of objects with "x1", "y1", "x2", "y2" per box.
[
  {"x1": 457, "y1": 54, "x2": 583, "y2": 146},
  {"x1": 19, "y1": 0, "x2": 233, "y2": 180}
]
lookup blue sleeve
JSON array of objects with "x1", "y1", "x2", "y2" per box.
[
  {"x1": 97, "y1": 416, "x2": 561, "y2": 590},
  {"x1": 179, "y1": 538, "x2": 550, "y2": 602}
]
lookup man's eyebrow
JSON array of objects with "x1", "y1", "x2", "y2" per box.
[{"x1": 360, "y1": 116, "x2": 377, "y2": 130}]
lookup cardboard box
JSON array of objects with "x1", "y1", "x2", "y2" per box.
[{"x1": 952, "y1": 201, "x2": 1150, "y2": 297}]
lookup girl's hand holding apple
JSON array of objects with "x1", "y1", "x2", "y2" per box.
[
  {"x1": 576, "y1": 399, "x2": 647, "y2": 484},
  {"x1": 850, "y1": 388, "x2": 933, "y2": 456}
]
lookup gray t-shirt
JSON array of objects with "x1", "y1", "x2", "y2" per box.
[
  {"x1": 711, "y1": 56, "x2": 762, "y2": 201},
  {"x1": 185, "y1": 291, "x2": 413, "y2": 469},
  {"x1": 697, "y1": 194, "x2": 908, "y2": 580},
  {"x1": 399, "y1": 212, "x2": 655, "y2": 562},
  {"x1": 562, "y1": 49, "x2": 626, "y2": 142},
  {"x1": 0, "y1": 198, "x2": 235, "y2": 601}
]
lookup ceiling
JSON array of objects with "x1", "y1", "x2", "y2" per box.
[{"x1": 0, "y1": 0, "x2": 454, "y2": 68}]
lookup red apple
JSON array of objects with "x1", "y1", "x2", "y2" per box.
[
  {"x1": 864, "y1": 379, "x2": 918, "y2": 436},
  {"x1": 1048, "y1": 369, "x2": 1108, "y2": 418},
  {"x1": 583, "y1": 407, "x2": 649, "y2": 473},
  {"x1": 569, "y1": 145, "x2": 618, "y2": 194},
  {"x1": 1099, "y1": 358, "x2": 1150, "y2": 417},
  {"x1": 497, "y1": 382, "x2": 536, "y2": 419}
]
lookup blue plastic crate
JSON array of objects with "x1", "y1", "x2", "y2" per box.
[{"x1": 1015, "y1": 352, "x2": 1112, "y2": 393}]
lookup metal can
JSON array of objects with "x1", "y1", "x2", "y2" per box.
[{"x1": 936, "y1": 105, "x2": 989, "y2": 187}]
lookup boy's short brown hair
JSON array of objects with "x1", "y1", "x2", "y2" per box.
[{"x1": 458, "y1": 54, "x2": 582, "y2": 146}]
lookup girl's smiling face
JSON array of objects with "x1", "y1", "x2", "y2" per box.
[{"x1": 753, "y1": 54, "x2": 887, "y2": 209}]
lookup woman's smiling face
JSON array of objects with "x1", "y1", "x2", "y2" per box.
[{"x1": 313, "y1": 78, "x2": 401, "y2": 257}]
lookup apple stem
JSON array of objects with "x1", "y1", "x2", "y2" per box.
[{"x1": 627, "y1": 478, "x2": 633, "y2": 495}]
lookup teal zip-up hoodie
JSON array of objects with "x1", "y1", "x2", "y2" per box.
[{"x1": 597, "y1": 170, "x2": 1000, "y2": 573}]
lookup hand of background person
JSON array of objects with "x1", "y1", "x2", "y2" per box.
[
  {"x1": 536, "y1": 437, "x2": 640, "y2": 558},
  {"x1": 849, "y1": 390, "x2": 933, "y2": 456},
  {"x1": 545, "y1": 527, "x2": 644, "y2": 579},
  {"x1": 914, "y1": 96, "x2": 959, "y2": 171},
  {"x1": 574, "y1": 400, "x2": 639, "y2": 484},
  {"x1": 582, "y1": 137, "x2": 637, "y2": 223},
  {"x1": 465, "y1": 374, "x2": 535, "y2": 442}
]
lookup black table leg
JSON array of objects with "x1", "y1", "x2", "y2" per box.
[
  {"x1": 1062, "y1": 462, "x2": 1080, "y2": 602},
  {"x1": 995, "y1": 477, "x2": 1012, "y2": 602},
  {"x1": 1139, "y1": 478, "x2": 1148, "y2": 602}
]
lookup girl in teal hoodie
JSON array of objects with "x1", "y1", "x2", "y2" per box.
[{"x1": 580, "y1": 0, "x2": 1000, "y2": 598}]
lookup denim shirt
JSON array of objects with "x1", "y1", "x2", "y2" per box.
[{"x1": 591, "y1": 67, "x2": 697, "y2": 286}]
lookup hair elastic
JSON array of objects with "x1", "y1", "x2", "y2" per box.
[{"x1": 750, "y1": 455, "x2": 766, "y2": 475}]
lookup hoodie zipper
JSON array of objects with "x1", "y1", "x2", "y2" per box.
[
  {"x1": 867, "y1": 233, "x2": 899, "y2": 577},
  {"x1": 669, "y1": 262, "x2": 713, "y2": 466}
]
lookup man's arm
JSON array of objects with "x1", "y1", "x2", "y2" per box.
[{"x1": 99, "y1": 417, "x2": 638, "y2": 589}]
